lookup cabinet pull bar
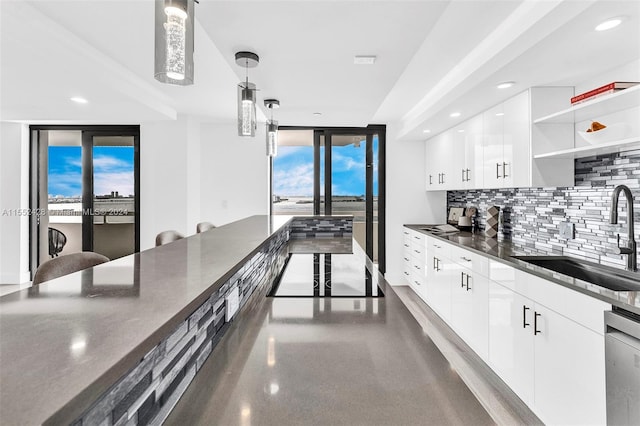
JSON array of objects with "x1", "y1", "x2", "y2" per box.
[
  {"x1": 429, "y1": 175, "x2": 433, "y2": 185},
  {"x1": 460, "y1": 256, "x2": 471, "y2": 262},
  {"x1": 523, "y1": 305, "x2": 530, "y2": 328},
  {"x1": 496, "y1": 162, "x2": 501, "y2": 178},
  {"x1": 534, "y1": 312, "x2": 542, "y2": 335},
  {"x1": 460, "y1": 272, "x2": 465, "y2": 288},
  {"x1": 466, "y1": 169, "x2": 471, "y2": 182},
  {"x1": 465, "y1": 274, "x2": 471, "y2": 291},
  {"x1": 462, "y1": 169, "x2": 465, "y2": 182},
  {"x1": 503, "y1": 162, "x2": 509, "y2": 178}
]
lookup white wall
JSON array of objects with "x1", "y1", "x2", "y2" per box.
[
  {"x1": 385, "y1": 124, "x2": 446, "y2": 286},
  {"x1": 199, "y1": 122, "x2": 269, "y2": 227},
  {"x1": 0, "y1": 122, "x2": 30, "y2": 283},
  {"x1": 138, "y1": 117, "x2": 269, "y2": 251}
]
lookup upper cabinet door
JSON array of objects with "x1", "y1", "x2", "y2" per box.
[
  {"x1": 464, "y1": 114, "x2": 484, "y2": 190},
  {"x1": 502, "y1": 91, "x2": 530, "y2": 188},
  {"x1": 483, "y1": 103, "x2": 504, "y2": 189}
]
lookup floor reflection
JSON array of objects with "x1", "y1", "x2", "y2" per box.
[{"x1": 270, "y1": 253, "x2": 382, "y2": 297}]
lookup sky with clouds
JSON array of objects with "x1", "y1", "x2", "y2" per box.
[
  {"x1": 48, "y1": 146, "x2": 134, "y2": 197},
  {"x1": 273, "y1": 138, "x2": 378, "y2": 197}
]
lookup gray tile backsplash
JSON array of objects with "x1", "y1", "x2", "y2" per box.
[{"x1": 447, "y1": 150, "x2": 640, "y2": 269}]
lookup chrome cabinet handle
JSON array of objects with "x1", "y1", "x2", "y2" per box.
[
  {"x1": 465, "y1": 168, "x2": 471, "y2": 182},
  {"x1": 496, "y1": 162, "x2": 501, "y2": 178},
  {"x1": 465, "y1": 273, "x2": 472, "y2": 291},
  {"x1": 429, "y1": 174, "x2": 433, "y2": 185},
  {"x1": 460, "y1": 256, "x2": 471, "y2": 262},
  {"x1": 503, "y1": 162, "x2": 509, "y2": 178},
  {"x1": 414, "y1": 280, "x2": 421, "y2": 286},
  {"x1": 404, "y1": 257, "x2": 410, "y2": 261},
  {"x1": 462, "y1": 169, "x2": 465, "y2": 182},
  {"x1": 534, "y1": 312, "x2": 542, "y2": 335},
  {"x1": 404, "y1": 243, "x2": 409, "y2": 247},
  {"x1": 441, "y1": 173, "x2": 445, "y2": 184},
  {"x1": 460, "y1": 271, "x2": 466, "y2": 288}
]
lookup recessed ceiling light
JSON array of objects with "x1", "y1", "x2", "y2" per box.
[
  {"x1": 423, "y1": 129, "x2": 431, "y2": 133},
  {"x1": 450, "y1": 112, "x2": 461, "y2": 118},
  {"x1": 497, "y1": 81, "x2": 515, "y2": 89},
  {"x1": 496, "y1": 112, "x2": 505, "y2": 116},
  {"x1": 354, "y1": 55, "x2": 377, "y2": 65},
  {"x1": 70, "y1": 97, "x2": 88, "y2": 104},
  {"x1": 596, "y1": 17, "x2": 623, "y2": 31},
  {"x1": 313, "y1": 112, "x2": 322, "y2": 116},
  {"x1": 457, "y1": 129, "x2": 465, "y2": 133}
]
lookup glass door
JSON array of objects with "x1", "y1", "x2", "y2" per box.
[
  {"x1": 271, "y1": 126, "x2": 385, "y2": 271},
  {"x1": 30, "y1": 126, "x2": 140, "y2": 276}
]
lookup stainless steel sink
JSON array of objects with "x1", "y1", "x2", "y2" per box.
[{"x1": 512, "y1": 256, "x2": 640, "y2": 292}]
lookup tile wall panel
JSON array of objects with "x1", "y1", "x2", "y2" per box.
[{"x1": 447, "y1": 151, "x2": 640, "y2": 268}]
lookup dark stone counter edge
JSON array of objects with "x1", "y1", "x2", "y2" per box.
[
  {"x1": 45, "y1": 215, "x2": 352, "y2": 426},
  {"x1": 404, "y1": 224, "x2": 640, "y2": 316}
]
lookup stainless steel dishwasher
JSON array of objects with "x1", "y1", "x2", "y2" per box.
[{"x1": 605, "y1": 309, "x2": 640, "y2": 425}]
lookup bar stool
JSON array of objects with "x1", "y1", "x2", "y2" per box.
[
  {"x1": 33, "y1": 252, "x2": 110, "y2": 285},
  {"x1": 196, "y1": 222, "x2": 216, "y2": 233},
  {"x1": 155, "y1": 230, "x2": 184, "y2": 246}
]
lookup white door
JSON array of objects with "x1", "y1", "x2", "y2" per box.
[
  {"x1": 464, "y1": 114, "x2": 484, "y2": 190},
  {"x1": 488, "y1": 281, "x2": 534, "y2": 404},
  {"x1": 532, "y1": 303, "x2": 607, "y2": 426},
  {"x1": 502, "y1": 91, "x2": 530, "y2": 188},
  {"x1": 482, "y1": 104, "x2": 504, "y2": 188}
]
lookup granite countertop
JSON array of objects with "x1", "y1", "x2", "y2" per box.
[
  {"x1": 0, "y1": 215, "x2": 293, "y2": 426},
  {"x1": 405, "y1": 225, "x2": 640, "y2": 315}
]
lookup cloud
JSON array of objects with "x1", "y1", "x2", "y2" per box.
[
  {"x1": 273, "y1": 163, "x2": 314, "y2": 196},
  {"x1": 48, "y1": 172, "x2": 82, "y2": 197},
  {"x1": 93, "y1": 155, "x2": 132, "y2": 173},
  {"x1": 94, "y1": 171, "x2": 134, "y2": 196}
]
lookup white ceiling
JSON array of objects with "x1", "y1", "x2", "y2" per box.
[{"x1": 1, "y1": 0, "x2": 639, "y2": 141}]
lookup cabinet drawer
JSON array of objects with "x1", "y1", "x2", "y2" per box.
[
  {"x1": 450, "y1": 245, "x2": 489, "y2": 277},
  {"x1": 489, "y1": 259, "x2": 516, "y2": 289},
  {"x1": 428, "y1": 237, "x2": 451, "y2": 259}
]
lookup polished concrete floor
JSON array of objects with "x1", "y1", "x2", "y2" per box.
[{"x1": 166, "y1": 279, "x2": 496, "y2": 425}]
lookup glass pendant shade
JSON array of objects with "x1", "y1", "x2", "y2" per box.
[
  {"x1": 266, "y1": 120, "x2": 278, "y2": 157},
  {"x1": 238, "y1": 83, "x2": 257, "y2": 137},
  {"x1": 155, "y1": 0, "x2": 194, "y2": 85}
]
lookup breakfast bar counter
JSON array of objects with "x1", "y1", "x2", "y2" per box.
[{"x1": 0, "y1": 215, "x2": 356, "y2": 425}]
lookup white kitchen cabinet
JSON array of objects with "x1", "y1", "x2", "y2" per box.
[
  {"x1": 532, "y1": 303, "x2": 606, "y2": 426},
  {"x1": 489, "y1": 276, "x2": 607, "y2": 425},
  {"x1": 426, "y1": 87, "x2": 574, "y2": 191},
  {"x1": 488, "y1": 280, "x2": 535, "y2": 404},
  {"x1": 425, "y1": 130, "x2": 456, "y2": 190},
  {"x1": 461, "y1": 114, "x2": 484, "y2": 189},
  {"x1": 450, "y1": 262, "x2": 489, "y2": 360},
  {"x1": 427, "y1": 237, "x2": 453, "y2": 321},
  {"x1": 483, "y1": 91, "x2": 530, "y2": 188}
]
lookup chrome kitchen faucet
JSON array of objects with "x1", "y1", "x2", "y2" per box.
[{"x1": 610, "y1": 184, "x2": 637, "y2": 272}]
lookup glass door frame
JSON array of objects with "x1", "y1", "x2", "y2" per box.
[
  {"x1": 29, "y1": 125, "x2": 140, "y2": 278},
  {"x1": 273, "y1": 124, "x2": 386, "y2": 274}
]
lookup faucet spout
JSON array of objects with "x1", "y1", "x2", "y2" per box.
[{"x1": 610, "y1": 184, "x2": 637, "y2": 272}]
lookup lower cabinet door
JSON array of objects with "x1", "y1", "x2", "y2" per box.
[
  {"x1": 488, "y1": 280, "x2": 534, "y2": 404},
  {"x1": 431, "y1": 255, "x2": 453, "y2": 321},
  {"x1": 532, "y1": 303, "x2": 606, "y2": 426}
]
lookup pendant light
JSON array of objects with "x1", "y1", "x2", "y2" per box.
[
  {"x1": 154, "y1": 0, "x2": 195, "y2": 85},
  {"x1": 235, "y1": 51, "x2": 259, "y2": 137},
  {"x1": 264, "y1": 99, "x2": 280, "y2": 157}
]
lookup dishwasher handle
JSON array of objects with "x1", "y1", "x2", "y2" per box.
[{"x1": 605, "y1": 310, "x2": 640, "y2": 339}]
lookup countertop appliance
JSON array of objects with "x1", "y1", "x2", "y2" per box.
[{"x1": 605, "y1": 308, "x2": 640, "y2": 425}]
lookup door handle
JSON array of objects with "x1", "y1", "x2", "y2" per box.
[
  {"x1": 523, "y1": 305, "x2": 530, "y2": 328},
  {"x1": 429, "y1": 175, "x2": 433, "y2": 185},
  {"x1": 503, "y1": 162, "x2": 509, "y2": 178},
  {"x1": 466, "y1": 169, "x2": 471, "y2": 182},
  {"x1": 465, "y1": 273, "x2": 471, "y2": 291},
  {"x1": 441, "y1": 173, "x2": 445, "y2": 184},
  {"x1": 460, "y1": 271, "x2": 466, "y2": 288},
  {"x1": 496, "y1": 162, "x2": 501, "y2": 178},
  {"x1": 534, "y1": 312, "x2": 542, "y2": 335},
  {"x1": 461, "y1": 169, "x2": 465, "y2": 182}
]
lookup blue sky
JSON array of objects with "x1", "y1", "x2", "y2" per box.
[
  {"x1": 48, "y1": 146, "x2": 134, "y2": 198},
  {"x1": 273, "y1": 137, "x2": 378, "y2": 197}
]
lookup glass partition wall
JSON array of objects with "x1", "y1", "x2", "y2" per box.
[{"x1": 271, "y1": 126, "x2": 385, "y2": 272}]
